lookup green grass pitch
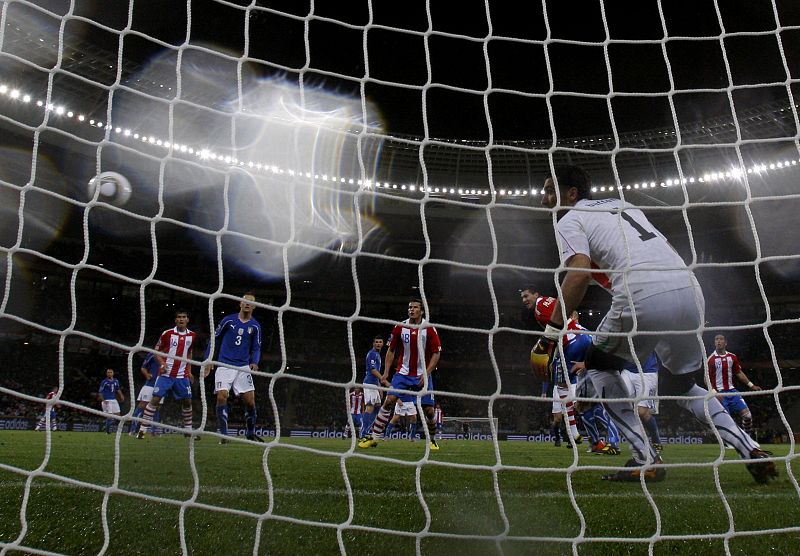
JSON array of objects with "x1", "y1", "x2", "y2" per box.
[{"x1": 0, "y1": 431, "x2": 797, "y2": 555}]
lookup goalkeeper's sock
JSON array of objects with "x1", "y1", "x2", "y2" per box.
[
  {"x1": 245, "y1": 405, "x2": 257, "y2": 436},
  {"x1": 588, "y1": 369, "x2": 655, "y2": 463},
  {"x1": 216, "y1": 405, "x2": 229, "y2": 436},
  {"x1": 677, "y1": 385, "x2": 759, "y2": 458},
  {"x1": 645, "y1": 414, "x2": 662, "y2": 445}
]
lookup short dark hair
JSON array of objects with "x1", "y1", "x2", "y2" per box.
[
  {"x1": 408, "y1": 298, "x2": 425, "y2": 314},
  {"x1": 174, "y1": 309, "x2": 189, "y2": 318},
  {"x1": 520, "y1": 285, "x2": 538, "y2": 294},
  {"x1": 373, "y1": 335, "x2": 383, "y2": 341},
  {"x1": 548, "y1": 165, "x2": 592, "y2": 201}
]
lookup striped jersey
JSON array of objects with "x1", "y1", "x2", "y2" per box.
[
  {"x1": 533, "y1": 296, "x2": 583, "y2": 349},
  {"x1": 155, "y1": 327, "x2": 196, "y2": 379},
  {"x1": 349, "y1": 391, "x2": 364, "y2": 415},
  {"x1": 387, "y1": 318, "x2": 442, "y2": 378},
  {"x1": 707, "y1": 350, "x2": 742, "y2": 391},
  {"x1": 433, "y1": 407, "x2": 443, "y2": 426}
]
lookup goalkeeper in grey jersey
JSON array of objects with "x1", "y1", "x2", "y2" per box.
[{"x1": 532, "y1": 164, "x2": 776, "y2": 484}]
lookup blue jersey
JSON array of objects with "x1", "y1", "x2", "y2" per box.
[
  {"x1": 142, "y1": 353, "x2": 161, "y2": 387},
  {"x1": 364, "y1": 348, "x2": 382, "y2": 385},
  {"x1": 624, "y1": 352, "x2": 659, "y2": 374},
  {"x1": 99, "y1": 378, "x2": 121, "y2": 400},
  {"x1": 206, "y1": 314, "x2": 262, "y2": 368},
  {"x1": 552, "y1": 333, "x2": 592, "y2": 385}
]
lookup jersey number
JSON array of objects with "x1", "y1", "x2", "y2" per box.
[
  {"x1": 621, "y1": 212, "x2": 656, "y2": 241},
  {"x1": 235, "y1": 335, "x2": 242, "y2": 346}
]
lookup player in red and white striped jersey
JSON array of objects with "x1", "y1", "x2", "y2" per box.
[
  {"x1": 136, "y1": 310, "x2": 198, "y2": 439},
  {"x1": 345, "y1": 388, "x2": 365, "y2": 438},
  {"x1": 707, "y1": 334, "x2": 761, "y2": 433},
  {"x1": 358, "y1": 299, "x2": 442, "y2": 450},
  {"x1": 433, "y1": 402, "x2": 443, "y2": 438},
  {"x1": 34, "y1": 388, "x2": 59, "y2": 431}
]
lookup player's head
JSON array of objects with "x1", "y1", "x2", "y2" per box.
[
  {"x1": 240, "y1": 292, "x2": 256, "y2": 315},
  {"x1": 408, "y1": 298, "x2": 424, "y2": 322},
  {"x1": 542, "y1": 165, "x2": 592, "y2": 209},
  {"x1": 174, "y1": 310, "x2": 189, "y2": 330},
  {"x1": 570, "y1": 310, "x2": 580, "y2": 322},
  {"x1": 714, "y1": 334, "x2": 727, "y2": 351},
  {"x1": 520, "y1": 287, "x2": 539, "y2": 309},
  {"x1": 105, "y1": 368, "x2": 114, "y2": 379},
  {"x1": 372, "y1": 335, "x2": 384, "y2": 350}
]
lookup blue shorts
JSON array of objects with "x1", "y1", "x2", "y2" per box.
[
  {"x1": 718, "y1": 389, "x2": 748, "y2": 415},
  {"x1": 153, "y1": 376, "x2": 192, "y2": 400},
  {"x1": 389, "y1": 374, "x2": 434, "y2": 406}
]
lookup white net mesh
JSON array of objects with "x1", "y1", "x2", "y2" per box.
[{"x1": 1, "y1": 0, "x2": 799, "y2": 554}]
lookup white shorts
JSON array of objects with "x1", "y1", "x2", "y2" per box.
[
  {"x1": 136, "y1": 386, "x2": 166, "y2": 405},
  {"x1": 363, "y1": 385, "x2": 382, "y2": 406},
  {"x1": 594, "y1": 284, "x2": 705, "y2": 375},
  {"x1": 394, "y1": 400, "x2": 418, "y2": 417},
  {"x1": 214, "y1": 366, "x2": 255, "y2": 395},
  {"x1": 101, "y1": 400, "x2": 120, "y2": 414},
  {"x1": 621, "y1": 370, "x2": 660, "y2": 414},
  {"x1": 551, "y1": 382, "x2": 576, "y2": 414}
]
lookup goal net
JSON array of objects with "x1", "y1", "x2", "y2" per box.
[
  {"x1": 1, "y1": 0, "x2": 799, "y2": 554},
  {"x1": 441, "y1": 416, "x2": 499, "y2": 439}
]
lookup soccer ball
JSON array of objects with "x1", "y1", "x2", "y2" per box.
[{"x1": 87, "y1": 171, "x2": 132, "y2": 206}]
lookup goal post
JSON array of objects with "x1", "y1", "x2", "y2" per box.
[{"x1": 0, "y1": 1, "x2": 798, "y2": 554}]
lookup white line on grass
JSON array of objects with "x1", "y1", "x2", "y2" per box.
[{"x1": 0, "y1": 481, "x2": 794, "y2": 500}]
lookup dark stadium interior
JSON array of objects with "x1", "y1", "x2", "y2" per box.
[{"x1": 1, "y1": 0, "x2": 800, "y2": 445}]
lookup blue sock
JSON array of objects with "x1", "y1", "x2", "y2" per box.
[
  {"x1": 105, "y1": 418, "x2": 114, "y2": 433},
  {"x1": 645, "y1": 415, "x2": 662, "y2": 445},
  {"x1": 152, "y1": 409, "x2": 161, "y2": 434},
  {"x1": 581, "y1": 406, "x2": 601, "y2": 444},
  {"x1": 362, "y1": 411, "x2": 377, "y2": 436},
  {"x1": 216, "y1": 405, "x2": 229, "y2": 436},
  {"x1": 385, "y1": 423, "x2": 395, "y2": 437},
  {"x1": 130, "y1": 407, "x2": 144, "y2": 433},
  {"x1": 245, "y1": 406, "x2": 257, "y2": 436},
  {"x1": 596, "y1": 406, "x2": 621, "y2": 446},
  {"x1": 409, "y1": 422, "x2": 417, "y2": 439}
]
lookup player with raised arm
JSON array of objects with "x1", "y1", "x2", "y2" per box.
[
  {"x1": 358, "y1": 299, "x2": 442, "y2": 451},
  {"x1": 534, "y1": 165, "x2": 776, "y2": 483},
  {"x1": 522, "y1": 288, "x2": 583, "y2": 447},
  {"x1": 34, "y1": 387, "x2": 59, "y2": 431},
  {"x1": 203, "y1": 293, "x2": 263, "y2": 443},
  {"x1": 129, "y1": 352, "x2": 163, "y2": 436},
  {"x1": 708, "y1": 334, "x2": 762, "y2": 435},
  {"x1": 621, "y1": 352, "x2": 664, "y2": 452},
  {"x1": 136, "y1": 310, "x2": 197, "y2": 439},
  {"x1": 359, "y1": 336, "x2": 389, "y2": 441},
  {"x1": 99, "y1": 369, "x2": 124, "y2": 434}
]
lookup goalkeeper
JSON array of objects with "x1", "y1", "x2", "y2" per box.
[{"x1": 534, "y1": 165, "x2": 776, "y2": 484}]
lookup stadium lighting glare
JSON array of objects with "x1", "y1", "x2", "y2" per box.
[
  {"x1": 0, "y1": 85, "x2": 7, "y2": 94},
  {"x1": 10, "y1": 89, "x2": 20, "y2": 99},
  {"x1": 22, "y1": 94, "x2": 31, "y2": 103}
]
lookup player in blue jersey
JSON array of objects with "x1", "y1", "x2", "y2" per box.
[
  {"x1": 99, "y1": 368, "x2": 124, "y2": 434},
  {"x1": 621, "y1": 352, "x2": 664, "y2": 452},
  {"x1": 575, "y1": 370, "x2": 622, "y2": 455},
  {"x1": 203, "y1": 293, "x2": 263, "y2": 443},
  {"x1": 359, "y1": 336, "x2": 388, "y2": 440},
  {"x1": 129, "y1": 352, "x2": 164, "y2": 436}
]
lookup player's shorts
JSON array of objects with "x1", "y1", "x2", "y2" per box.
[
  {"x1": 363, "y1": 384, "x2": 382, "y2": 406},
  {"x1": 152, "y1": 375, "x2": 193, "y2": 400},
  {"x1": 551, "y1": 382, "x2": 577, "y2": 414},
  {"x1": 621, "y1": 370, "x2": 660, "y2": 414},
  {"x1": 101, "y1": 400, "x2": 121, "y2": 414},
  {"x1": 136, "y1": 385, "x2": 165, "y2": 405},
  {"x1": 214, "y1": 366, "x2": 255, "y2": 396},
  {"x1": 593, "y1": 283, "x2": 705, "y2": 375},
  {"x1": 388, "y1": 373, "x2": 435, "y2": 406},
  {"x1": 717, "y1": 389, "x2": 749, "y2": 415},
  {"x1": 394, "y1": 400, "x2": 418, "y2": 416}
]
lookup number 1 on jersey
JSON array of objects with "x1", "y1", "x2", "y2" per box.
[{"x1": 620, "y1": 212, "x2": 656, "y2": 241}]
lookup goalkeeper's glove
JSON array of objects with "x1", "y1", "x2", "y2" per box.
[{"x1": 530, "y1": 325, "x2": 560, "y2": 380}]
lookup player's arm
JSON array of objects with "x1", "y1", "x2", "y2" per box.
[
  {"x1": 425, "y1": 352, "x2": 440, "y2": 376},
  {"x1": 186, "y1": 346, "x2": 195, "y2": 384},
  {"x1": 733, "y1": 357, "x2": 761, "y2": 391},
  {"x1": 203, "y1": 319, "x2": 225, "y2": 377},
  {"x1": 382, "y1": 347, "x2": 395, "y2": 383},
  {"x1": 551, "y1": 253, "x2": 592, "y2": 327},
  {"x1": 116, "y1": 382, "x2": 125, "y2": 403},
  {"x1": 140, "y1": 362, "x2": 153, "y2": 382},
  {"x1": 249, "y1": 324, "x2": 262, "y2": 372}
]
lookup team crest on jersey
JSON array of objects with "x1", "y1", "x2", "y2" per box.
[
  {"x1": 247, "y1": 326, "x2": 253, "y2": 334},
  {"x1": 238, "y1": 327, "x2": 244, "y2": 335}
]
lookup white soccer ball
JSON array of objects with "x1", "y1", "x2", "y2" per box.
[{"x1": 87, "y1": 171, "x2": 132, "y2": 205}]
